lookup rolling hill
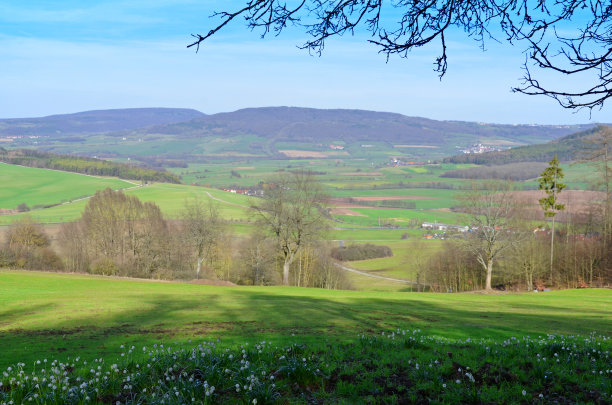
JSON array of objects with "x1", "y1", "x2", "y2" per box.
[
  {"x1": 444, "y1": 125, "x2": 608, "y2": 164},
  {"x1": 0, "y1": 107, "x2": 204, "y2": 136},
  {"x1": 0, "y1": 107, "x2": 598, "y2": 159},
  {"x1": 135, "y1": 106, "x2": 594, "y2": 146}
]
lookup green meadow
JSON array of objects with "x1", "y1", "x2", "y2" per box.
[
  {"x1": 1, "y1": 270, "x2": 610, "y2": 369},
  {"x1": 1, "y1": 180, "x2": 254, "y2": 224},
  {"x1": 0, "y1": 163, "x2": 132, "y2": 210}
]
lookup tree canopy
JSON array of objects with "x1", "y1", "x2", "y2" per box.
[{"x1": 191, "y1": 1, "x2": 612, "y2": 110}]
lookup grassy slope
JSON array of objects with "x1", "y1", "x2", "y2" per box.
[
  {"x1": 0, "y1": 163, "x2": 132, "y2": 210},
  {"x1": 2, "y1": 183, "x2": 254, "y2": 223},
  {"x1": 1, "y1": 270, "x2": 610, "y2": 368}
]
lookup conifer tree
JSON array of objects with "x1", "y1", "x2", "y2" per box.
[{"x1": 538, "y1": 155, "x2": 566, "y2": 285}]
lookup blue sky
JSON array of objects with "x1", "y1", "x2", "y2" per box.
[{"x1": 1, "y1": 1, "x2": 609, "y2": 124}]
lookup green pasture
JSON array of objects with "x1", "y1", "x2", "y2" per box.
[
  {"x1": 0, "y1": 163, "x2": 132, "y2": 210},
  {"x1": 335, "y1": 208, "x2": 467, "y2": 228},
  {"x1": 346, "y1": 240, "x2": 445, "y2": 281},
  {"x1": 1, "y1": 182, "x2": 254, "y2": 224},
  {"x1": 0, "y1": 270, "x2": 610, "y2": 368}
]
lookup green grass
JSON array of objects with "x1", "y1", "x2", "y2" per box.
[
  {"x1": 0, "y1": 163, "x2": 132, "y2": 210},
  {"x1": 2, "y1": 327, "x2": 608, "y2": 404},
  {"x1": 346, "y1": 240, "x2": 444, "y2": 280},
  {"x1": 1, "y1": 270, "x2": 610, "y2": 369},
  {"x1": 1, "y1": 183, "x2": 255, "y2": 223}
]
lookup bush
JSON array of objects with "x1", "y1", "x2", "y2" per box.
[
  {"x1": 90, "y1": 259, "x2": 118, "y2": 276},
  {"x1": 16, "y1": 203, "x2": 30, "y2": 212},
  {"x1": 330, "y1": 243, "x2": 393, "y2": 261}
]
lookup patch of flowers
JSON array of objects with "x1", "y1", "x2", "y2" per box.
[{"x1": 0, "y1": 330, "x2": 609, "y2": 404}]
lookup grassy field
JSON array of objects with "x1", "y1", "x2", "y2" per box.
[
  {"x1": 1, "y1": 270, "x2": 610, "y2": 370},
  {"x1": 345, "y1": 240, "x2": 444, "y2": 281},
  {"x1": 1, "y1": 182, "x2": 254, "y2": 224},
  {"x1": 0, "y1": 163, "x2": 132, "y2": 210}
]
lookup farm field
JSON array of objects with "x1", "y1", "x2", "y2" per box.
[
  {"x1": 0, "y1": 181, "x2": 254, "y2": 224},
  {"x1": 1, "y1": 270, "x2": 610, "y2": 369},
  {"x1": 345, "y1": 240, "x2": 444, "y2": 281},
  {"x1": 0, "y1": 163, "x2": 133, "y2": 211}
]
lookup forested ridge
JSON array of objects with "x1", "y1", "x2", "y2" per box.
[
  {"x1": 445, "y1": 126, "x2": 603, "y2": 164},
  {"x1": 0, "y1": 148, "x2": 180, "y2": 183}
]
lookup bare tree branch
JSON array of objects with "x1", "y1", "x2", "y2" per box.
[{"x1": 190, "y1": 1, "x2": 612, "y2": 110}]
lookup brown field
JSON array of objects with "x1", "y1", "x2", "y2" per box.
[
  {"x1": 341, "y1": 172, "x2": 384, "y2": 176},
  {"x1": 278, "y1": 150, "x2": 327, "y2": 158},
  {"x1": 328, "y1": 198, "x2": 401, "y2": 210},
  {"x1": 329, "y1": 208, "x2": 366, "y2": 217},
  {"x1": 350, "y1": 196, "x2": 434, "y2": 201},
  {"x1": 393, "y1": 144, "x2": 439, "y2": 148},
  {"x1": 459, "y1": 190, "x2": 609, "y2": 223},
  {"x1": 512, "y1": 190, "x2": 605, "y2": 209},
  {"x1": 0, "y1": 208, "x2": 18, "y2": 215}
]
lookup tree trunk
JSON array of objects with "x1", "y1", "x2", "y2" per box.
[
  {"x1": 485, "y1": 260, "x2": 493, "y2": 290},
  {"x1": 550, "y1": 216, "x2": 555, "y2": 285},
  {"x1": 283, "y1": 260, "x2": 290, "y2": 285},
  {"x1": 196, "y1": 257, "x2": 203, "y2": 280}
]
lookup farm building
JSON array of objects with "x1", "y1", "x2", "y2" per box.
[{"x1": 421, "y1": 222, "x2": 469, "y2": 233}]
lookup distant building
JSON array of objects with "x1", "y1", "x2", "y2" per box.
[
  {"x1": 329, "y1": 144, "x2": 345, "y2": 150},
  {"x1": 459, "y1": 143, "x2": 510, "y2": 154},
  {"x1": 422, "y1": 222, "x2": 469, "y2": 233}
]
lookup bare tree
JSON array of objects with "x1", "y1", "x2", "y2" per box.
[
  {"x1": 5, "y1": 215, "x2": 50, "y2": 257},
  {"x1": 253, "y1": 170, "x2": 328, "y2": 285},
  {"x1": 238, "y1": 232, "x2": 278, "y2": 285},
  {"x1": 462, "y1": 181, "x2": 523, "y2": 290},
  {"x1": 578, "y1": 125, "x2": 612, "y2": 274},
  {"x1": 182, "y1": 198, "x2": 227, "y2": 279},
  {"x1": 190, "y1": 1, "x2": 612, "y2": 110},
  {"x1": 79, "y1": 188, "x2": 173, "y2": 276}
]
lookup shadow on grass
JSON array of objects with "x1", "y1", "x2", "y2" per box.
[{"x1": 1, "y1": 283, "x2": 610, "y2": 368}]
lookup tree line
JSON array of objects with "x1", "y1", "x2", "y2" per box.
[
  {"x1": 0, "y1": 148, "x2": 181, "y2": 183},
  {"x1": 425, "y1": 153, "x2": 611, "y2": 292},
  {"x1": 1, "y1": 172, "x2": 351, "y2": 290},
  {"x1": 441, "y1": 163, "x2": 548, "y2": 181}
]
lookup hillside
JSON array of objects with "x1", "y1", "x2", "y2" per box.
[
  {"x1": 445, "y1": 126, "x2": 606, "y2": 164},
  {"x1": 140, "y1": 106, "x2": 593, "y2": 146},
  {"x1": 0, "y1": 163, "x2": 133, "y2": 211},
  {"x1": 0, "y1": 107, "x2": 597, "y2": 160},
  {"x1": 0, "y1": 108, "x2": 204, "y2": 136},
  {"x1": 0, "y1": 149, "x2": 181, "y2": 183}
]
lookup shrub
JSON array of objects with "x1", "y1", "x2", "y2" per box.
[
  {"x1": 90, "y1": 259, "x2": 118, "y2": 276},
  {"x1": 330, "y1": 243, "x2": 393, "y2": 261},
  {"x1": 16, "y1": 203, "x2": 30, "y2": 212}
]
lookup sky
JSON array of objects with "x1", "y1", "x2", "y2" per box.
[{"x1": 1, "y1": 0, "x2": 609, "y2": 124}]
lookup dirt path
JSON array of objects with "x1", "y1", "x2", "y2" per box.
[
  {"x1": 204, "y1": 191, "x2": 252, "y2": 209},
  {"x1": 334, "y1": 263, "x2": 429, "y2": 286}
]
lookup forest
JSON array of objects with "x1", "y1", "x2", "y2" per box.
[{"x1": 0, "y1": 148, "x2": 180, "y2": 183}]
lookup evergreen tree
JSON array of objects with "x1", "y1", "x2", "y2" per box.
[{"x1": 538, "y1": 155, "x2": 566, "y2": 285}]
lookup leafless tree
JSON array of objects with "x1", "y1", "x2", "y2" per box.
[
  {"x1": 578, "y1": 125, "x2": 612, "y2": 271},
  {"x1": 182, "y1": 198, "x2": 227, "y2": 280},
  {"x1": 462, "y1": 181, "x2": 524, "y2": 290},
  {"x1": 190, "y1": 1, "x2": 611, "y2": 111},
  {"x1": 253, "y1": 170, "x2": 328, "y2": 285}
]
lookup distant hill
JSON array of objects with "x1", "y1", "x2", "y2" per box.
[
  {"x1": 140, "y1": 106, "x2": 593, "y2": 146},
  {"x1": 0, "y1": 107, "x2": 601, "y2": 160},
  {"x1": 0, "y1": 108, "x2": 205, "y2": 136},
  {"x1": 444, "y1": 126, "x2": 607, "y2": 164}
]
